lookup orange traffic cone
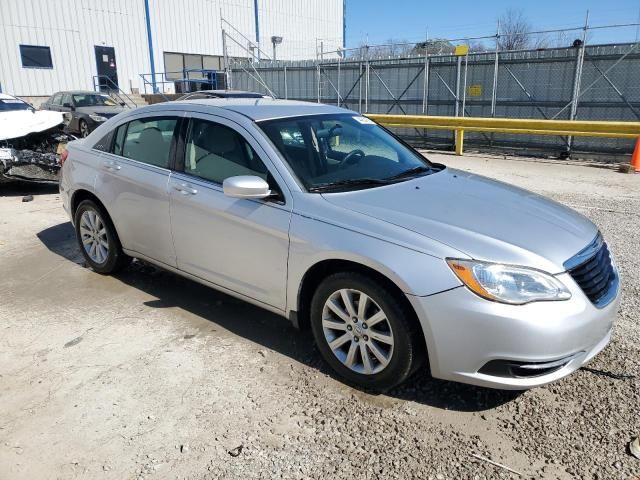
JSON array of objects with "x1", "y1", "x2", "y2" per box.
[{"x1": 631, "y1": 137, "x2": 640, "y2": 173}]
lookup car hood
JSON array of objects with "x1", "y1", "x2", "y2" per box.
[
  {"x1": 0, "y1": 109, "x2": 65, "y2": 141},
  {"x1": 321, "y1": 168, "x2": 597, "y2": 273},
  {"x1": 76, "y1": 106, "x2": 126, "y2": 116}
]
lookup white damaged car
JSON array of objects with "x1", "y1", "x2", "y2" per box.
[{"x1": 0, "y1": 93, "x2": 73, "y2": 183}]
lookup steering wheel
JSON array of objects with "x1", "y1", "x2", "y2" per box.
[{"x1": 338, "y1": 149, "x2": 365, "y2": 168}]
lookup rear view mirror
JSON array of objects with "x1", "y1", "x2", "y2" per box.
[{"x1": 223, "y1": 175, "x2": 271, "y2": 199}]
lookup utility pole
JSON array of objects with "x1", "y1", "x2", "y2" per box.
[{"x1": 567, "y1": 10, "x2": 589, "y2": 155}]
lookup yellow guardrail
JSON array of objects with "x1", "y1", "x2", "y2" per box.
[{"x1": 366, "y1": 114, "x2": 640, "y2": 156}]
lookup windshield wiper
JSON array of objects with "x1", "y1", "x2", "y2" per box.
[
  {"x1": 308, "y1": 178, "x2": 391, "y2": 193},
  {"x1": 384, "y1": 165, "x2": 432, "y2": 182}
]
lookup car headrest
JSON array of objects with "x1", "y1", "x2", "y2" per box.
[
  {"x1": 138, "y1": 127, "x2": 164, "y2": 145},
  {"x1": 194, "y1": 124, "x2": 237, "y2": 155}
]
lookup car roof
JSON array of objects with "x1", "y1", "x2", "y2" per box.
[
  {"x1": 52, "y1": 90, "x2": 107, "y2": 95},
  {"x1": 170, "y1": 98, "x2": 352, "y2": 121},
  {"x1": 185, "y1": 90, "x2": 264, "y2": 96}
]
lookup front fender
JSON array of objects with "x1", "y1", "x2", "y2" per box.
[{"x1": 286, "y1": 213, "x2": 462, "y2": 313}]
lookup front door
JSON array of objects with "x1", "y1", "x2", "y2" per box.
[
  {"x1": 95, "y1": 46, "x2": 118, "y2": 92},
  {"x1": 169, "y1": 114, "x2": 292, "y2": 310}
]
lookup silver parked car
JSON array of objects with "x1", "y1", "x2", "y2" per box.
[{"x1": 59, "y1": 98, "x2": 620, "y2": 391}]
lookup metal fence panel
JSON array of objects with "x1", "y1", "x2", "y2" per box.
[{"x1": 230, "y1": 42, "x2": 640, "y2": 158}]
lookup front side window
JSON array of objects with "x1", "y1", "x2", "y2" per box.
[
  {"x1": 72, "y1": 94, "x2": 117, "y2": 107},
  {"x1": 259, "y1": 114, "x2": 437, "y2": 192},
  {"x1": 120, "y1": 117, "x2": 178, "y2": 168},
  {"x1": 20, "y1": 45, "x2": 53, "y2": 68},
  {"x1": 184, "y1": 119, "x2": 268, "y2": 184}
]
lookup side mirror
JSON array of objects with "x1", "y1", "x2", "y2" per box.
[
  {"x1": 63, "y1": 102, "x2": 75, "y2": 110},
  {"x1": 223, "y1": 175, "x2": 271, "y2": 199}
]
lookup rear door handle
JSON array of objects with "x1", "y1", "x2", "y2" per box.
[
  {"x1": 102, "y1": 160, "x2": 121, "y2": 171},
  {"x1": 172, "y1": 183, "x2": 198, "y2": 195}
]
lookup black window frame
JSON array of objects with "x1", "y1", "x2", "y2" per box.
[{"x1": 19, "y1": 45, "x2": 53, "y2": 69}]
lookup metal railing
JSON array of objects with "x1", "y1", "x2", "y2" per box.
[
  {"x1": 139, "y1": 69, "x2": 225, "y2": 96},
  {"x1": 92, "y1": 75, "x2": 137, "y2": 109},
  {"x1": 367, "y1": 114, "x2": 640, "y2": 155}
]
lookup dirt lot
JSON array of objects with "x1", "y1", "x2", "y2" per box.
[{"x1": 1, "y1": 153, "x2": 639, "y2": 480}]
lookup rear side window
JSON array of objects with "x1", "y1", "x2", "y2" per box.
[
  {"x1": 119, "y1": 117, "x2": 178, "y2": 168},
  {"x1": 50, "y1": 94, "x2": 62, "y2": 106},
  {"x1": 93, "y1": 131, "x2": 113, "y2": 152},
  {"x1": 183, "y1": 118, "x2": 268, "y2": 184}
]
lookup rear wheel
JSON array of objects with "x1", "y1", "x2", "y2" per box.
[
  {"x1": 310, "y1": 272, "x2": 423, "y2": 392},
  {"x1": 74, "y1": 199, "x2": 130, "y2": 274},
  {"x1": 79, "y1": 119, "x2": 90, "y2": 138}
]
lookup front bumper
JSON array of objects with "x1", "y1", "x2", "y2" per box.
[{"x1": 408, "y1": 272, "x2": 620, "y2": 389}]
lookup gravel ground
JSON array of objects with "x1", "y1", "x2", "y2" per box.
[{"x1": 0, "y1": 154, "x2": 639, "y2": 480}]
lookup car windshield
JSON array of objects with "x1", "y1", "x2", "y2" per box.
[
  {"x1": 258, "y1": 113, "x2": 437, "y2": 192},
  {"x1": 72, "y1": 94, "x2": 117, "y2": 107},
  {"x1": 0, "y1": 98, "x2": 33, "y2": 111}
]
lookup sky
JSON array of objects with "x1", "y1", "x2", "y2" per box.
[{"x1": 344, "y1": 0, "x2": 640, "y2": 50}]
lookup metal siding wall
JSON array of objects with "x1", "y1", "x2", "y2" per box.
[
  {"x1": 0, "y1": 0, "x2": 149, "y2": 96},
  {"x1": 258, "y1": 0, "x2": 343, "y2": 60},
  {"x1": 148, "y1": 0, "x2": 254, "y2": 80},
  {"x1": 0, "y1": 0, "x2": 340, "y2": 96}
]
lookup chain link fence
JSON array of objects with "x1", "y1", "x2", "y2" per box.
[{"x1": 227, "y1": 28, "x2": 640, "y2": 159}]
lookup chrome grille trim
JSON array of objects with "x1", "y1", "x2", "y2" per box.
[{"x1": 564, "y1": 232, "x2": 619, "y2": 309}]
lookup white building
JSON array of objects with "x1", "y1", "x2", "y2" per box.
[{"x1": 0, "y1": 0, "x2": 344, "y2": 98}]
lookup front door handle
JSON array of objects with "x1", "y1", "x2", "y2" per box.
[{"x1": 172, "y1": 183, "x2": 198, "y2": 195}]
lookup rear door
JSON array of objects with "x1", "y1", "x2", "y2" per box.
[
  {"x1": 169, "y1": 113, "x2": 292, "y2": 310},
  {"x1": 94, "y1": 114, "x2": 180, "y2": 267}
]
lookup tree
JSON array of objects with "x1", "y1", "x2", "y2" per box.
[
  {"x1": 411, "y1": 39, "x2": 455, "y2": 56},
  {"x1": 498, "y1": 8, "x2": 532, "y2": 51}
]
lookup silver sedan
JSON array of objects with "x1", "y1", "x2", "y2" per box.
[{"x1": 59, "y1": 98, "x2": 620, "y2": 391}]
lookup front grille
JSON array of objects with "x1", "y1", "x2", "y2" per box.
[{"x1": 566, "y1": 234, "x2": 617, "y2": 307}]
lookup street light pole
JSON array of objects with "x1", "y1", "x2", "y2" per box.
[{"x1": 271, "y1": 36, "x2": 283, "y2": 64}]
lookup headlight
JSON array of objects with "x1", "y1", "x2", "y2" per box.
[
  {"x1": 446, "y1": 259, "x2": 571, "y2": 305},
  {"x1": 89, "y1": 114, "x2": 107, "y2": 122}
]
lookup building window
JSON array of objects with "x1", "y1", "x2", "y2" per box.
[{"x1": 20, "y1": 45, "x2": 53, "y2": 69}]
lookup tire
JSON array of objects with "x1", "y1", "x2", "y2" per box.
[
  {"x1": 79, "y1": 119, "x2": 90, "y2": 138},
  {"x1": 74, "y1": 199, "x2": 130, "y2": 274},
  {"x1": 310, "y1": 272, "x2": 424, "y2": 392}
]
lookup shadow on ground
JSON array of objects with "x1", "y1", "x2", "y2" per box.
[
  {"x1": 37, "y1": 221, "x2": 519, "y2": 412},
  {"x1": 0, "y1": 181, "x2": 59, "y2": 197}
]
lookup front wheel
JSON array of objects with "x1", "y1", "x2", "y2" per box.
[
  {"x1": 74, "y1": 200, "x2": 130, "y2": 274},
  {"x1": 310, "y1": 272, "x2": 424, "y2": 392}
]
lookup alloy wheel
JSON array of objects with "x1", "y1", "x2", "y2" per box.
[
  {"x1": 79, "y1": 209, "x2": 109, "y2": 264},
  {"x1": 321, "y1": 289, "x2": 395, "y2": 375}
]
